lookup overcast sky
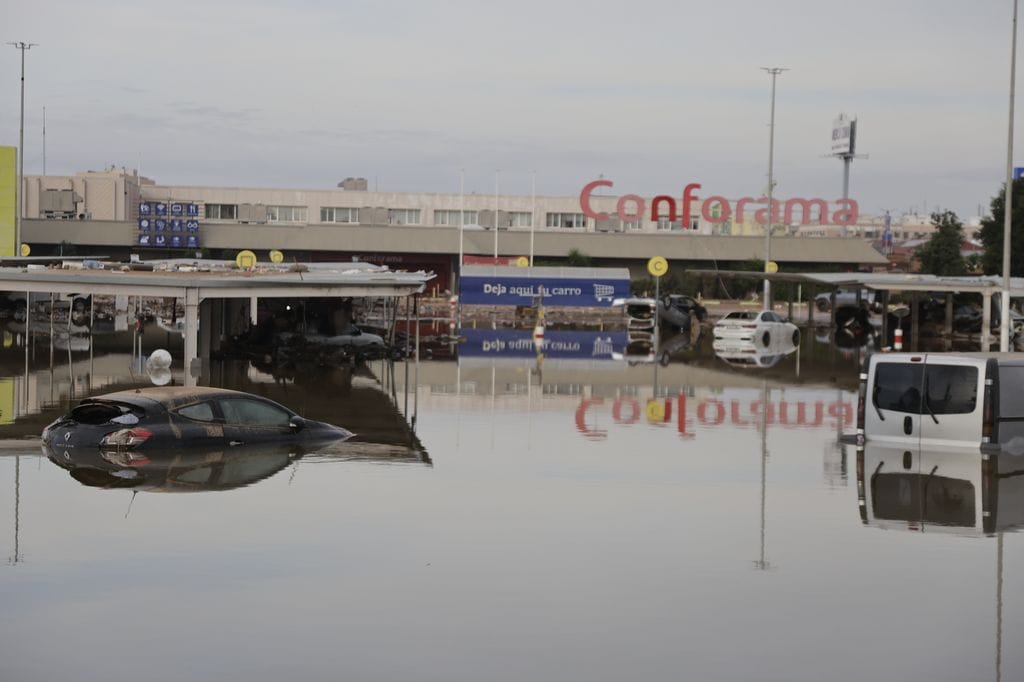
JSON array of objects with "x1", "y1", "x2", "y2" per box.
[{"x1": 1, "y1": 0, "x2": 1020, "y2": 218}]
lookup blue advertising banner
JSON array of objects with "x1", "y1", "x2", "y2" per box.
[
  {"x1": 460, "y1": 329, "x2": 627, "y2": 360},
  {"x1": 459, "y1": 276, "x2": 630, "y2": 307}
]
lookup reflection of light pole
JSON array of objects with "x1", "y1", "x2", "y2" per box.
[
  {"x1": 754, "y1": 381, "x2": 771, "y2": 571},
  {"x1": 8, "y1": 42, "x2": 37, "y2": 256},
  {"x1": 996, "y1": 532, "x2": 1003, "y2": 682},
  {"x1": 1001, "y1": 0, "x2": 1018, "y2": 352},
  {"x1": 761, "y1": 67, "x2": 786, "y2": 311}
]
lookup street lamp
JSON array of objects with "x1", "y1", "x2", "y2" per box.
[
  {"x1": 7, "y1": 41, "x2": 37, "y2": 258},
  {"x1": 1001, "y1": 0, "x2": 1018, "y2": 352},
  {"x1": 761, "y1": 67, "x2": 787, "y2": 311}
]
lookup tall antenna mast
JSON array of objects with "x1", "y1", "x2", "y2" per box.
[{"x1": 42, "y1": 106, "x2": 46, "y2": 176}]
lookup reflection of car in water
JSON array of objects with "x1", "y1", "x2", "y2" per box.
[
  {"x1": 612, "y1": 335, "x2": 656, "y2": 364},
  {"x1": 45, "y1": 443, "x2": 304, "y2": 493},
  {"x1": 713, "y1": 310, "x2": 800, "y2": 347},
  {"x1": 712, "y1": 339, "x2": 797, "y2": 369},
  {"x1": 856, "y1": 443, "x2": 1024, "y2": 535},
  {"x1": 617, "y1": 297, "x2": 657, "y2": 332},
  {"x1": 42, "y1": 387, "x2": 352, "y2": 452}
]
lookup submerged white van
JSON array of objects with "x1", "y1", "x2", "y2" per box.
[{"x1": 858, "y1": 352, "x2": 1024, "y2": 451}]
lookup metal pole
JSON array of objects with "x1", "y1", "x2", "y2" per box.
[
  {"x1": 8, "y1": 42, "x2": 37, "y2": 257},
  {"x1": 1002, "y1": 0, "x2": 1018, "y2": 353},
  {"x1": 530, "y1": 170, "x2": 536, "y2": 267},
  {"x1": 762, "y1": 67, "x2": 786, "y2": 311},
  {"x1": 458, "y1": 169, "x2": 465, "y2": 291},
  {"x1": 493, "y1": 169, "x2": 499, "y2": 259}
]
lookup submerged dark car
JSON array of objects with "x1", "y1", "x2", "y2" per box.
[{"x1": 42, "y1": 387, "x2": 352, "y2": 452}]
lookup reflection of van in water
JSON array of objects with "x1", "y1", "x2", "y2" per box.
[
  {"x1": 858, "y1": 352, "x2": 1024, "y2": 451},
  {"x1": 856, "y1": 443, "x2": 1024, "y2": 535}
]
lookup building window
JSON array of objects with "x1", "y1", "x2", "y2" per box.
[
  {"x1": 624, "y1": 220, "x2": 643, "y2": 231},
  {"x1": 507, "y1": 211, "x2": 533, "y2": 227},
  {"x1": 267, "y1": 205, "x2": 307, "y2": 223},
  {"x1": 388, "y1": 209, "x2": 421, "y2": 225},
  {"x1": 321, "y1": 207, "x2": 359, "y2": 223},
  {"x1": 546, "y1": 212, "x2": 587, "y2": 229},
  {"x1": 434, "y1": 210, "x2": 478, "y2": 226},
  {"x1": 205, "y1": 204, "x2": 237, "y2": 220},
  {"x1": 656, "y1": 216, "x2": 682, "y2": 231}
]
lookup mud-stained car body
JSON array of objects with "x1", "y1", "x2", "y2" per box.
[{"x1": 42, "y1": 386, "x2": 352, "y2": 452}]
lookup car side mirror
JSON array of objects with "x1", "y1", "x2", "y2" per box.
[{"x1": 289, "y1": 416, "x2": 306, "y2": 432}]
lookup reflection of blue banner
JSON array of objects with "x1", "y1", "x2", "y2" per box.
[
  {"x1": 460, "y1": 276, "x2": 629, "y2": 307},
  {"x1": 460, "y1": 330, "x2": 627, "y2": 359}
]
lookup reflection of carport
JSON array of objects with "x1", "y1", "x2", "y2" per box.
[
  {"x1": 0, "y1": 263, "x2": 431, "y2": 387},
  {"x1": 690, "y1": 270, "x2": 1024, "y2": 350}
]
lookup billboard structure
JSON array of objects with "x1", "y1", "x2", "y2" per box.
[
  {"x1": 830, "y1": 114, "x2": 865, "y2": 209},
  {"x1": 0, "y1": 147, "x2": 15, "y2": 257},
  {"x1": 137, "y1": 201, "x2": 201, "y2": 249}
]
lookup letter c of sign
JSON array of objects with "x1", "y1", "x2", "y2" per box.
[{"x1": 580, "y1": 179, "x2": 613, "y2": 220}]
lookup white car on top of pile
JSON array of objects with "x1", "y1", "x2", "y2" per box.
[{"x1": 713, "y1": 310, "x2": 800, "y2": 348}]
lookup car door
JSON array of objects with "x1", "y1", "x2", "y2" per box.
[
  {"x1": 866, "y1": 356, "x2": 924, "y2": 446},
  {"x1": 170, "y1": 400, "x2": 228, "y2": 448},
  {"x1": 918, "y1": 355, "x2": 984, "y2": 448},
  {"x1": 217, "y1": 396, "x2": 296, "y2": 447}
]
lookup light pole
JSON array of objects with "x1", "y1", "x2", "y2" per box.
[
  {"x1": 762, "y1": 67, "x2": 786, "y2": 311},
  {"x1": 8, "y1": 42, "x2": 37, "y2": 258},
  {"x1": 1001, "y1": 0, "x2": 1018, "y2": 353},
  {"x1": 493, "y1": 169, "x2": 500, "y2": 259}
]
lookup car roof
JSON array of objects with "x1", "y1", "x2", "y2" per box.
[{"x1": 82, "y1": 386, "x2": 266, "y2": 411}]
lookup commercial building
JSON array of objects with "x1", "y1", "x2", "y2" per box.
[{"x1": 19, "y1": 167, "x2": 888, "y2": 290}]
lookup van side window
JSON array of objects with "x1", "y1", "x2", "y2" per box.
[
  {"x1": 924, "y1": 365, "x2": 978, "y2": 414},
  {"x1": 999, "y1": 366, "x2": 1024, "y2": 418},
  {"x1": 874, "y1": 363, "x2": 924, "y2": 413}
]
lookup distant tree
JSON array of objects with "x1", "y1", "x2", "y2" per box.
[
  {"x1": 566, "y1": 248, "x2": 593, "y2": 267},
  {"x1": 978, "y1": 177, "x2": 1024, "y2": 275},
  {"x1": 915, "y1": 210, "x2": 965, "y2": 276}
]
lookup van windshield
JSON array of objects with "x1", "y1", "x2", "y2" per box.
[{"x1": 873, "y1": 362, "x2": 978, "y2": 415}]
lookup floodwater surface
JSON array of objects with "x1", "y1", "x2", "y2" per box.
[{"x1": 0, "y1": 337, "x2": 1021, "y2": 682}]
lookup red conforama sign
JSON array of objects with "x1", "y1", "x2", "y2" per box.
[{"x1": 579, "y1": 180, "x2": 859, "y2": 228}]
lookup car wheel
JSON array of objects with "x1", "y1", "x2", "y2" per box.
[
  {"x1": 762, "y1": 331, "x2": 771, "y2": 346},
  {"x1": 815, "y1": 298, "x2": 830, "y2": 312}
]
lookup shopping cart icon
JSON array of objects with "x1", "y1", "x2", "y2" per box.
[
  {"x1": 592, "y1": 336, "x2": 615, "y2": 357},
  {"x1": 593, "y1": 283, "x2": 615, "y2": 302}
]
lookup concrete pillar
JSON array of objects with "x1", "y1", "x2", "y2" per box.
[
  {"x1": 184, "y1": 288, "x2": 199, "y2": 387},
  {"x1": 199, "y1": 299, "x2": 213, "y2": 360},
  {"x1": 982, "y1": 292, "x2": 992, "y2": 350},
  {"x1": 911, "y1": 292, "x2": 920, "y2": 352},
  {"x1": 807, "y1": 288, "x2": 814, "y2": 325},
  {"x1": 944, "y1": 294, "x2": 953, "y2": 338},
  {"x1": 880, "y1": 290, "x2": 890, "y2": 347}
]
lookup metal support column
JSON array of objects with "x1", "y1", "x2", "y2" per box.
[{"x1": 184, "y1": 288, "x2": 200, "y2": 387}]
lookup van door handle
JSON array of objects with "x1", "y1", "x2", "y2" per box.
[
  {"x1": 903, "y1": 416, "x2": 913, "y2": 435},
  {"x1": 229, "y1": 440, "x2": 244, "y2": 446}
]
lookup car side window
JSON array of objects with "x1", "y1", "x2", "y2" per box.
[
  {"x1": 177, "y1": 402, "x2": 216, "y2": 422},
  {"x1": 219, "y1": 398, "x2": 291, "y2": 427}
]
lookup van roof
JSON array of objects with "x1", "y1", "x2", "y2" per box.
[{"x1": 869, "y1": 352, "x2": 1024, "y2": 364}]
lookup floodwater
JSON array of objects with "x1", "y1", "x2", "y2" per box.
[{"x1": 1, "y1": 327, "x2": 1022, "y2": 682}]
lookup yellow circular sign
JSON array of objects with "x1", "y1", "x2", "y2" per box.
[
  {"x1": 515, "y1": 256, "x2": 529, "y2": 267},
  {"x1": 235, "y1": 250, "x2": 258, "y2": 270},
  {"x1": 647, "y1": 256, "x2": 668, "y2": 278},
  {"x1": 269, "y1": 250, "x2": 284, "y2": 264},
  {"x1": 765, "y1": 261, "x2": 779, "y2": 274},
  {"x1": 20, "y1": 243, "x2": 31, "y2": 257},
  {"x1": 646, "y1": 399, "x2": 666, "y2": 423}
]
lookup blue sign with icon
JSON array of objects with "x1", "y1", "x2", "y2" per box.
[
  {"x1": 139, "y1": 202, "x2": 152, "y2": 215},
  {"x1": 1015, "y1": 167, "x2": 1024, "y2": 181},
  {"x1": 186, "y1": 235, "x2": 199, "y2": 248},
  {"x1": 154, "y1": 202, "x2": 167, "y2": 216},
  {"x1": 187, "y1": 204, "x2": 199, "y2": 217},
  {"x1": 138, "y1": 218, "x2": 151, "y2": 230},
  {"x1": 170, "y1": 219, "x2": 183, "y2": 232},
  {"x1": 170, "y1": 203, "x2": 183, "y2": 216},
  {"x1": 460, "y1": 329, "x2": 627, "y2": 360},
  {"x1": 138, "y1": 234, "x2": 151, "y2": 246},
  {"x1": 185, "y1": 219, "x2": 199, "y2": 232}
]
